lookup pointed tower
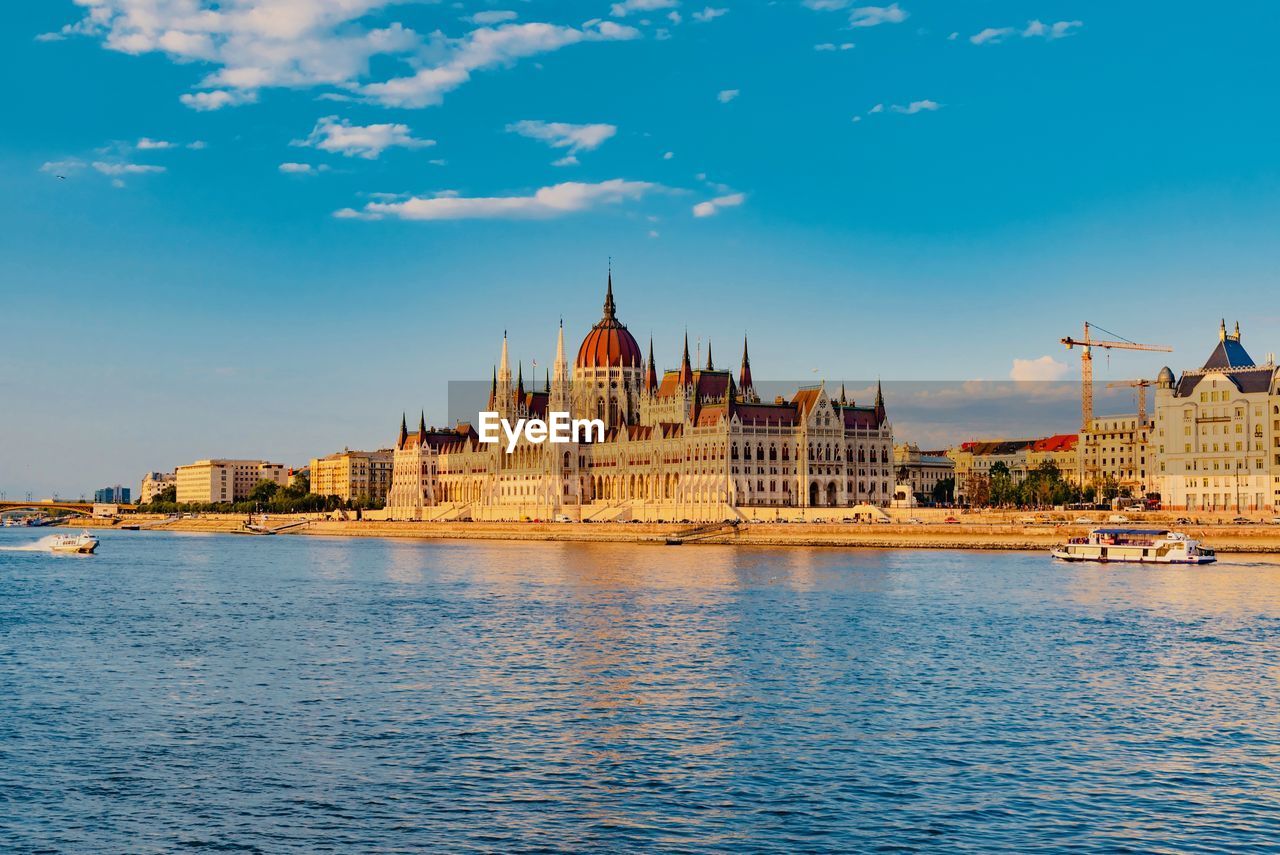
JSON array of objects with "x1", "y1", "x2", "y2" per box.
[
  {"x1": 840, "y1": 383, "x2": 847, "y2": 407},
  {"x1": 497, "y1": 331, "x2": 512, "y2": 418},
  {"x1": 874, "y1": 380, "x2": 886, "y2": 424},
  {"x1": 516, "y1": 361, "x2": 525, "y2": 401},
  {"x1": 604, "y1": 264, "x2": 616, "y2": 321},
  {"x1": 545, "y1": 368, "x2": 551, "y2": 394},
  {"x1": 678, "y1": 331, "x2": 693, "y2": 388},
  {"x1": 739, "y1": 335, "x2": 755, "y2": 403},
  {"x1": 550, "y1": 318, "x2": 572, "y2": 414},
  {"x1": 398, "y1": 412, "x2": 408, "y2": 450},
  {"x1": 645, "y1": 335, "x2": 658, "y2": 394},
  {"x1": 488, "y1": 366, "x2": 498, "y2": 410},
  {"x1": 419, "y1": 411, "x2": 427, "y2": 440},
  {"x1": 706, "y1": 338, "x2": 714, "y2": 371}
]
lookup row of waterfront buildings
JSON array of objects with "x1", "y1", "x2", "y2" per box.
[{"x1": 134, "y1": 279, "x2": 1280, "y2": 517}]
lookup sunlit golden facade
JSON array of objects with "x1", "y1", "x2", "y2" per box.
[{"x1": 386, "y1": 278, "x2": 893, "y2": 522}]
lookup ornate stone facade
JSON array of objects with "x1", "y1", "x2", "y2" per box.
[{"x1": 386, "y1": 276, "x2": 893, "y2": 521}]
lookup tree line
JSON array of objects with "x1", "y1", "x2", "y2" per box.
[{"x1": 137, "y1": 474, "x2": 385, "y2": 514}]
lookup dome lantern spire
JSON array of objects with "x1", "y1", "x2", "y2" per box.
[{"x1": 603, "y1": 261, "x2": 616, "y2": 321}]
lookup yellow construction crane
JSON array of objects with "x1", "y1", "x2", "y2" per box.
[
  {"x1": 1061, "y1": 322, "x2": 1171, "y2": 434},
  {"x1": 1105, "y1": 378, "x2": 1154, "y2": 426}
]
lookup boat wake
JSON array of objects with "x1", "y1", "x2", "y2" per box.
[{"x1": 0, "y1": 535, "x2": 65, "y2": 552}]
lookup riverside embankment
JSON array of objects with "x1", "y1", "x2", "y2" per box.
[{"x1": 67, "y1": 513, "x2": 1280, "y2": 552}]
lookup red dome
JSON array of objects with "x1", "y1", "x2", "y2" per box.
[
  {"x1": 576, "y1": 274, "x2": 642, "y2": 368},
  {"x1": 577, "y1": 322, "x2": 642, "y2": 368}
]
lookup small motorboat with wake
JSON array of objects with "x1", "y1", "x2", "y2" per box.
[
  {"x1": 49, "y1": 531, "x2": 99, "y2": 555},
  {"x1": 1052, "y1": 527, "x2": 1214, "y2": 564}
]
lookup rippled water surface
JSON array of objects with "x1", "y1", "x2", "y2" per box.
[{"x1": 3, "y1": 529, "x2": 1280, "y2": 852}]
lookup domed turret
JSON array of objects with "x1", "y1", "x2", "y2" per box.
[
  {"x1": 570, "y1": 268, "x2": 645, "y2": 429},
  {"x1": 576, "y1": 270, "x2": 642, "y2": 369},
  {"x1": 1157, "y1": 365, "x2": 1175, "y2": 388}
]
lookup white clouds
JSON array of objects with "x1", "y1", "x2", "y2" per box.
[
  {"x1": 848, "y1": 3, "x2": 907, "y2": 28},
  {"x1": 338, "y1": 179, "x2": 660, "y2": 221},
  {"x1": 814, "y1": 42, "x2": 855, "y2": 51},
  {"x1": 40, "y1": 159, "x2": 86, "y2": 175},
  {"x1": 91, "y1": 162, "x2": 166, "y2": 176},
  {"x1": 1045, "y1": 20, "x2": 1083, "y2": 39},
  {"x1": 717, "y1": 88, "x2": 740, "y2": 103},
  {"x1": 803, "y1": 1, "x2": 907, "y2": 28},
  {"x1": 552, "y1": 155, "x2": 579, "y2": 167},
  {"x1": 180, "y1": 89, "x2": 257, "y2": 111},
  {"x1": 468, "y1": 10, "x2": 518, "y2": 25},
  {"x1": 45, "y1": 3, "x2": 639, "y2": 112},
  {"x1": 891, "y1": 99, "x2": 939, "y2": 114},
  {"x1": 692, "y1": 7, "x2": 729, "y2": 22},
  {"x1": 295, "y1": 116, "x2": 434, "y2": 159},
  {"x1": 610, "y1": 0, "x2": 679, "y2": 16},
  {"x1": 970, "y1": 27, "x2": 1013, "y2": 45},
  {"x1": 862, "y1": 100, "x2": 938, "y2": 116},
  {"x1": 663, "y1": 151, "x2": 674, "y2": 160},
  {"x1": 279, "y1": 162, "x2": 329, "y2": 174},
  {"x1": 136, "y1": 137, "x2": 175, "y2": 150},
  {"x1": 360, "y1": 21, "x2": 640, "y2": 108},
  {"x1": 505, "y1": 120, "x2": 618, "y2": 154},
  {"x1": 1010, "y1": 355, "x2": 1069, "y2": 382},
  {"x1": 972, "y1": 19, "x2": 1082, "y2": 45},
  {"x1": 692, "y1": 192, "x2": 745, "y2": 217}
]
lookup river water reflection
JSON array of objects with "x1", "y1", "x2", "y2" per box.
[{"x1": 3, "y1": 529, "x2": 1279, "y2": 852}]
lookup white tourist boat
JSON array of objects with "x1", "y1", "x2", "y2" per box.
[
  {"x1": 49, "y1": 531, "x2": 99, "y2": 555},
  {"x1": 1052, "y1": 527, "x2": 1215, "y2": 564}
]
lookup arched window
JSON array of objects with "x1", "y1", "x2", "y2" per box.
[{"x1": 769, "y1": 444, "x2": 777, "y2": 461}]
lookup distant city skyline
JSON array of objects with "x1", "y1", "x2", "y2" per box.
[{"x1": 4, "y1": 1, "x2": 1280, "y2": 496}]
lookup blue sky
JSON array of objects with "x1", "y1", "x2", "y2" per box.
[{"x1": 3, "y1": 0, "x2": 1280, "y2": 497}]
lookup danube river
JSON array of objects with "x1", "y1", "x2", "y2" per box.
[{"x1": 3, "y1": 529, "x2": 1280, "y2": 852}]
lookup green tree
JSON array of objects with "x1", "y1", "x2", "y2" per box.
[{"x1": 247, "y1": 479, "x2": 281, "y2": 504}]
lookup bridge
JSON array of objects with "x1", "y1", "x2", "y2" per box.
[{"x1": 0, "y1": 501, "x2": 139, "y2": 516}]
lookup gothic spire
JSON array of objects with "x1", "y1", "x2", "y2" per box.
[
  {"x1": 603, "y1": 263, "x2": 616, "y2": 321},
  {"x1": 419, "y1": 410, "x2": 427, "y2": 438},
  {"x1": 874, "y1": 379, "x2": 886, "y2": 423},
  {"x1": 646, "y1": 335, "x2": 658, "y2": 393},
  {"x1": 679, "y1": 330, "x2": 693, "y2": 388},
  {"x1": 706, "y1": 338, "x2": 713, "y2": 371},
  {"x1": 545, "y1": 368, "x2": 551, "y2": 394},
  {"x1": 516, "y1": 361, "x2": 525, "y2": 397},
  {"x1": 398, "y1": 412, "x2": 407, "y2": 449},
  {"x1": 739, "y1": 334, "x2": 754, "y2": 399}
]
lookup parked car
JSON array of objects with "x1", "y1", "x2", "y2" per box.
[
  {"x1": 906, "y1": 518, "x2": 924, "y2": 525},
  {"x1": 553, "y1": 514, "x2": 574, "y2": 523},
  {"x1": 943, "y1": 516, "x2": 960, "y2": 524},
  {"x1": 1232, "y1": 516, "x2": 1252, "y2": 525},
  {"x1": 1074, "y1": 517, "x2": 1096, "y2": 524},
  {"x1": 1175, "y1": 517, "x2": 1191, "y2": 525},
  {"x1": 749, "y1": 518, "x2": 764, "y2": 524},
  {"x1": 1107, "y1": 514, "x2": 1129, "y2": 523},
  {"x1": 811, "y1": 517, "x2": 828, "y2": 524}
]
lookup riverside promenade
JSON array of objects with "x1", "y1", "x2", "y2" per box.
[{"x1": 68, "y1": 513, "x2": 1280, "y2": 553}]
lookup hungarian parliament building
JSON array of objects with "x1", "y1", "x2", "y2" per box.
[{"x1": 386, "y1": 276, "x2": 893, "y2": 521}]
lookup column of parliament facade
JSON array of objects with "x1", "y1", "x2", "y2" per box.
[{"x1": 386, "y1": 276, "x2": 893, "y2": 522}]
